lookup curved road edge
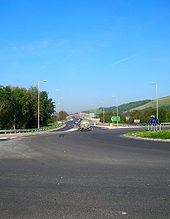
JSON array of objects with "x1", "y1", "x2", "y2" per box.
[
  {"x1": 123, "y1": 133, "x2": 170, "y2": 142},
  {"x1": 0, "y1": 123, "x2": 67, "y2": 140}
]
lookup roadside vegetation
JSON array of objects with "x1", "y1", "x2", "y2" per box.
[
  {"x1": 83, "y1": 96, "x2": 170, "y2": 124},
  {"x1": 99, "y1": 107, "x2": 170, "y2": 123},
  {"x1": 0, "y1": 121, "x2": 65, "y2": 135},
  {"x1": 51, "y1": 111, "x2": 68, "y2": 123},
  {"x1": 36, "y1": 122, "x2": 65, "y2": 133},
  {"x1": 126, "y1": 129, "x2": 170, "y2": 139},
  {"x1": 0, "y1": 85, "x2": 55, "y2": 129}
]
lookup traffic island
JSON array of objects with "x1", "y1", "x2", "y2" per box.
[{"x1": 125, "y1": 129, "x2": 170, "y2": 141}]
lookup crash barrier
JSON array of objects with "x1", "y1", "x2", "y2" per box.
[
  {"x1": 161, "y1": 122, "x2": 170, "y2": 126},
  {"x1": 146, "y1": 121, "x2": 170, "y2": 131},
  {"x1": 97, "y1": 123, "x2": 147, "y2": 127},
  {"x1": 0, "y1": 124, "x2": 62, "y2": 134},
  {"x1": 96, "y1": 122, "x2": 170, "y2": 127}
]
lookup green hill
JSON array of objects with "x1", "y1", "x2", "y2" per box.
[
  {"x1": 82, "y1": 99, "x2": 151, "y2": 114},
  {"x1": 130, "y1": 95, "x2": 170, "y2": 111},
  {"x1": 82, "y1": 96, "x2": 170, "y2": 114},
  {"x1": 103, "y1": 99, "x2": 151, "y2": 113}
]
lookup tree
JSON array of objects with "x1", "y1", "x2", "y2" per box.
[
  {"x1": 39, "y1": 91, "x2": 55, "y2": 126},
  {"x1": 99, "y1": 112, "x2": 126, "y2": 123},
  {"x1": 11, "y1": 87, "x2": 27, "y2": 129},
  {"x1": 166, "y1": 112, "x2": 170, "y2": 122},
  {"x1": 158, "y1": 108, "x2": 166, "y2": 122},
  {"x1": 58, "y1": 111, "x2": 68, "y2": 121},
  {"x1": 0, "y1": 85, "x2": 55, "y2": 129},
  {"x1": 0, "y1": 86, "x2": 13, "y2": 129}
]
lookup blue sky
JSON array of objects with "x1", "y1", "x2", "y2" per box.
[{"x1": 0, "y1": 0, "x2": 170, "y2": 112}]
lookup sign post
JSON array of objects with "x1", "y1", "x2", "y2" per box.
[
  {"x1": 147, "y1": 118, "x2": 161, "y2": 131},
  {"x1": 111, "y1": 116, "x2": 120, "y2": 128},
  {"x1": 152, "y1": 117, "x2": 156, "y2": 132}
]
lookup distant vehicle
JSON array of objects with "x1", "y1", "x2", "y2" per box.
[
  {"x1": 75, "y1": 119, "x2": 81, "y2": 124},
  {"x1": 79, "y1": 120, "x2": 92, "y2": 131}
]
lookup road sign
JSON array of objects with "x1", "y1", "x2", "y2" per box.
[
  {"x1": 156, "y1": 119, "x2": 161, "y2": 125},
  {"x1": 111, "y1": 116, "x2": 120, "y2": 121},
  {"x1": 152, "y1": 117, "x2": 156, "y2": 124},
  {"x1": 147, "y1": 120, "x2": 152, "y2": 125}
]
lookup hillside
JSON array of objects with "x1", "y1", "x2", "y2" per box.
[
  {"x1": 130, "y1": 95, "x2": 170, "y2": 111},
  {"x1": 82, "y1": 99, "x2": 151, "y2": 114},
  {"x1": 103, "y1": 99, "x2": 151, "y2": 113}
]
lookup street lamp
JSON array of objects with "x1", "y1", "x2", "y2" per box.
[
  {"x1": 38, "y1": 80, "x2": 47, "y2": 129},
  {"x1": 151, "y1": 82, "x2": 158, "y2": 120}
]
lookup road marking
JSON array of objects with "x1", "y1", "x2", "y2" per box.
[
  {"x1": 63, "y1": 126, "x2": 78, "y2": 132},
  {"x1": 55, "y1": 126, "x2": 78, "y2": 134},
  {"x1": 121, "y1": 212, "x2": 127, "y2": 215}
]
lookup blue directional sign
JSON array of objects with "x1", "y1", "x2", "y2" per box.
[{"x1": 152, "y1": 117, "x2": 156, "y2": 124}]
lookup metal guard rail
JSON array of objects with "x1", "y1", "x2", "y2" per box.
[
  {"x1": 122, "y1": 122, "x2": 170, "y2": 126},
  {"x1": 95, "y1": 122, "x2": 170, "y2": 127},
  {"x1": 0, "y1": 124, "x2": 61, "y2": 134}
]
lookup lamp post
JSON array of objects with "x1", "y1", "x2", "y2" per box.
[
  {"x1": 38, "y1": 80, "x2": 47, "y2": 129},
  {"x1": 151, "y1": 82, "x2": 158, "y2": 120}
]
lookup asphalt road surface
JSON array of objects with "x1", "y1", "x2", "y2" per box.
[
  {"x1": 0, "y1": 121, "x2": 170, "y2": 219},
  {"x1": 51, "y1": 119, "x2": 76, "y2": 132}
]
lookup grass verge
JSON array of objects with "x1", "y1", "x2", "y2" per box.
[
  {"x1": 0, "y1": 123, "x2": 65, "y2": 135},
  {"x1": 126, "y1": 129, "x2": 170, "y2": 139},
  {"x1": 35, "y1": 123, "x2": 65, "y2": 133}
]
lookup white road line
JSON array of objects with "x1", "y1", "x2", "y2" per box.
[{"x1": 55, "y1": 126, "x2": 78, "y2": 134}]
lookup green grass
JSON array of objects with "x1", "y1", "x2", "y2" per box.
[
  {"x1": 126, "y1": 129, "x2": 170, "y2": 139},
  {"x1": 48, "y1": 122, "x2": 59, "y2": 126},
  {"x1": 36, "y1": 123, "x2": 64, "y2": 132},
  {"x1": 0, "y1": 123, "x2": 65, "y2": 135}
]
